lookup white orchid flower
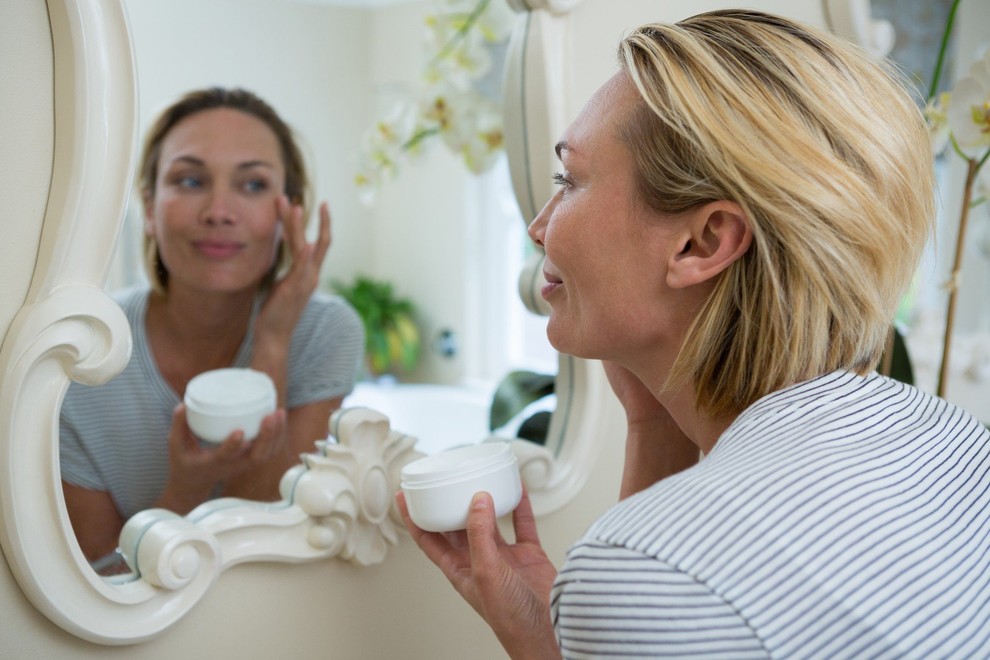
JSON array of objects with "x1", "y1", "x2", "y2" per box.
[
  {"x1": 947, "y1": 50, "x2": 990, "y2": 156},
  {"x1": 474, "y1": 0, "x2": 516, "y2": 43},
  {"x1": 460, "y1": 118, "x2": 505, "y2": 175},
  {"x1": 425, "y1": 32, "x2": 493, "y2": 87},
  {"x1": 428, "y1": 88, "x2": 503, "y2": 173},
  {"x1": 356, "y1": 0, "x2": 510, "y2": 197},
  {"x1": 925, "y1": 91, "x2": 952, "y2": 155}
]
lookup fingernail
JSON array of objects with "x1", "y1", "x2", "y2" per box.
[{"x1": 471, "y1": 491, "x2": 490, "y2": 509}]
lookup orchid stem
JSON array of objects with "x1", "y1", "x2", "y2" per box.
[
  {"x1": 937, "y1": 158, "x2": 980, "y2": 397},
  {"x1": 430, "y1": 0, "x2": 490, "y2": 66}
]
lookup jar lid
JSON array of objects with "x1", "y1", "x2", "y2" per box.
[
  {"x1": 401, "y1": 441, "x2": 516, "y2": 487},
  {"x1": 184, "y1": 368, "x2": 276, "y2": 413}
]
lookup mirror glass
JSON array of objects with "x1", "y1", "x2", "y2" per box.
[{"x1": 59, "y1": 0, "x2": 557, "y2": 575}]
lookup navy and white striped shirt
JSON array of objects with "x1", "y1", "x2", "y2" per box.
[{"x1": 552, "y1": 370, "x2": 990, "y2": 658}]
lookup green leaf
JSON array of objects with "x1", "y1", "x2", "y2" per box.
[
  {"x1": 516, "y1": 411, "x2": 552, "y2": 445},
  {"x1": 489, "y1": 370, "x2": 555, "y2": 431}
]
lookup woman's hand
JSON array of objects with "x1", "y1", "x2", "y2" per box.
[
  {"x1": 398, "y1": 489, "x2": 562, "y2": 660},
  {"x1": 603, "y1": 361, "x2": 672, "y2": 426},
  {"x1": 603, "y1": 361, "x2": 700, "y2": 498},
  {"x1": 252, "y1": 197, "x2": 332, "y2": 379},
  {"x1": 157, "y1": 404, "x2": 288, "y2": 513}
]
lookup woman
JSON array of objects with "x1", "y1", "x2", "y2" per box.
[
  {"x1": 60, "y1": 88, "x2": 364, "y2": 571},
  {"x1": 399, "y1": 10, "x2": 990, "y2": 658}
]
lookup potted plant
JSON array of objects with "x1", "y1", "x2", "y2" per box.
[{"x1": 330, "y1": 275, "x2": 421, "y2": 378}]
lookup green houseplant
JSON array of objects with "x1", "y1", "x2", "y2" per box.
[{"x1": 331, "y1": 275, "x2": 421, "y2": 378}]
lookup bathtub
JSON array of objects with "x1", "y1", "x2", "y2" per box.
[{"x1": 342, "y1": 381, "x2": 498, "y2": 455}]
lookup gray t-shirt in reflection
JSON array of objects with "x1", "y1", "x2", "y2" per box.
[{"x1": 59, "y1": 285, "x2": 364, "y2": 520}]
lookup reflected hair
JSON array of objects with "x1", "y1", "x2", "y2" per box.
[
  {"x1": 617, "y1": 10, "x2": 934, "y2": 417},
  {"x1": 137, "y1": 87, "x2": 311, "y2": 294}
]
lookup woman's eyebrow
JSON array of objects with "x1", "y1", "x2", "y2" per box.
[{"x1": 237, "y1": 160, "x2": 277, "y2": 171}]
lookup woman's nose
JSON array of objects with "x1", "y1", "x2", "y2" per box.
[
  {"x1": 527, "y1": 193, "x2": 556, "y2": 248},
  {"x1": 202, "y1": 188, "x2": 236, "y2": 225}
]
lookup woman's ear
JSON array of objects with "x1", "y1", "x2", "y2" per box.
[
  {"x1": 666, "y1": 201, "x2": 752, "y2": 289},
  {"x1": 142, "y1": 191, "x2": 155, "y2": 237}
]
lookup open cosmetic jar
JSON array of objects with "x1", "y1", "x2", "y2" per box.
[
  {"x1": 183, "y1": 368, "x2": 277, "y2": 444},
  {"x1": 400, "y1": 441, "x2": 522, "y2": 533}
]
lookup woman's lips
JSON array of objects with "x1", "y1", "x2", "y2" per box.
[
  {"x1": 195, "y1": 240, "x2": 244, "y2": 259},
  {"x1": 541, "y1": 270, "x2": 563, "y2": 298}
]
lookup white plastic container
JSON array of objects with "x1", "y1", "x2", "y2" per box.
[
  {"x1": 184, "y1": 368, "x2": 277, "y2": 444},
  {"x1": 400, "y1": 442, "x2": 522, "y2": 533}
]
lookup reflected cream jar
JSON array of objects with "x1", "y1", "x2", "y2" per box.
[
  {"x1": 184, "y1": 368, "x2": 277, "y2": 444},
  {"x1": 400, "y1": 442, "x2": 522, "y2": 533}
]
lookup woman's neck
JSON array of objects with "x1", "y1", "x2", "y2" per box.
[{"x1": 145, "y1": 284, "x2": 258, "y2": 394}]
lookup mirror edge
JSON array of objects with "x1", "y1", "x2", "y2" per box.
[
  {"x1": 0, "y1": 0, "x2": 161, "y2": 644},
  {"x1": 502, "y1": 0, "x2": 628, "y2": 516}
]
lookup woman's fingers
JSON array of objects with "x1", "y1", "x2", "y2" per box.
[
  {"x1": 510, "y1": 488, "x2": 542, "y2": 546},
  {"x1": 272, "y1": 197, "x2": 330, "y2": 295},
  {"x1": 465, "y1": 492, "x2": 502, "y2": 571},
  {"x1": 396, "y1": 491, "x2": 464, "y2": 567},
  {"x1": 276, "y1": 195, "x2": 306, "y2": 257},
  {"x1": 246, "y1": 409, "x2": 286, "y2": 461},
  {"x1": 315, "y1": 201, "x2": 332, "y2": 263}
]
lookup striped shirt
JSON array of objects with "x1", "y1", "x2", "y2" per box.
[
  {"x1": 552, "y1": 370, "x2": 990, "y2": 658},
  {"x1": 59, "y1": 286, "x2": 364, "y2": 520}
]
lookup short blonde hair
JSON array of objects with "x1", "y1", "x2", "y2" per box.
[
  {"x1": 618, "y1": 10, "x2": 935, "y2": 417},
  {"x1": 139, "y1": 87, "x2": 311, "y2": 295}
]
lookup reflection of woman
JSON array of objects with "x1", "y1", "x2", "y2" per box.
[
  {"x1": 60, "y1": 88, "x2": 364, "y2": 570},
  {"x1": 400, "y1": 10, "x2": 990, "y2": 658}
]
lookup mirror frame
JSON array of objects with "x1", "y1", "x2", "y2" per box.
[{"x1": 0, "y1": 0, "x2": 590, "y2": 644}]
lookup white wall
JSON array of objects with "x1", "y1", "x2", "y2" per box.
[{"x1": 116, "y1": 0, "x2": 375, "y2": 289}]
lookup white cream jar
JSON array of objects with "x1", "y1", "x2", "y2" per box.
[
  {"x1": 400, "y1": 441, "x2": 522, "y2": 533},
  {"x1": 184, "y1": 368, "x2": 277, "y2": 444}
]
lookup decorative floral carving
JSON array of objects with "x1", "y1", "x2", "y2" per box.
[{"x1": 296, "y1": 407, "x2": 422, "y2": 566}]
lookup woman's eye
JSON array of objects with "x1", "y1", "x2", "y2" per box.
[
  {"x1": 175, "y1": 175, "x2": 202, "y2": 189},
  {"x1": 242, "y1": 178, "x2": 269, "y2": 194},
  {"x1": 552, "y1": 172, "x2": 571, "y2": 188}
]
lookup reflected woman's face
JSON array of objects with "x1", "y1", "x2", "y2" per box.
[{"x1": 144, "y1": 108, "x2": 285, "y2": 296}]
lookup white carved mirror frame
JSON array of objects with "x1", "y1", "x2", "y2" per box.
[{"x1": 0, "y1": 0, "x2": 891, "y2": 646}]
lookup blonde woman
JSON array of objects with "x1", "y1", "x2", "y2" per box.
[
  {"x1": 60, "y1": 88, "x2": 364, "y2": 571},
  {"x1": 400, "y1": 10, "x2": 990, "y2": 658}
]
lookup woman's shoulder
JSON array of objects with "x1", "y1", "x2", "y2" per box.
[
  {"x1": 292, "y1": 291, "x2": 364, "y2": 345},
  {"x1": 301, "y1": 291, "x2": 362, "y2": 324},
  {"x1": 109, "y1": 284, "x2": 150, "y2": 312}
]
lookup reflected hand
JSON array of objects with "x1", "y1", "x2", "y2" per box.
[
  {"x1": 160, "y1": 404, "x2": 288, "y2": 513},
  {"x1": 398, "y1": 489, "x2": 562, "y2": 660},
  {"x1": 254, "y1": 197, "x2": 331, "y2": 352}
]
